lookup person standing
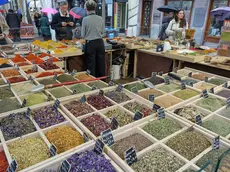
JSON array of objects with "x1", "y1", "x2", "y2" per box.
[
  {"x1": 40, "y1": 12, "x2": 51, "y2": 41},
  {"x1": 51, "y1": 1, "x2": 75, "y2": 41},
  {"x1": 34, "y1": 11, "x2": 41, "y2": 36},
  {"x1": 0, "y1": 12, "x2": 10, "y2": 45},
  {"x1": 81, "y1": 0, "x2": 106, "y2": 77},
  {"x1": 6, "y1": 9, "x2": 21, "y2": 42}
]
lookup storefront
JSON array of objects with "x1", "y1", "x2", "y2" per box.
[{"x1": 114, "y1": 0, "x2": 128, "y2": 33}]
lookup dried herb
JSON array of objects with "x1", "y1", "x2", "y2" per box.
[
  {"x1": 196, "y1": 96, "x2": 226, "y2": 112},
  {"x1": 105, "y1": 90, "x2": 131, "y2": 103}
]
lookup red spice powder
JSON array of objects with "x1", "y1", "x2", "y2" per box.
[
  {"x1": 26, "y1": 53, "x2": 37, "y2": 61},
  {"x1": 12, "y1": 54, "x2": 26, "y2": 63},
  {"x1": 38, "y1": 53, "x2": 52, "y2": 58},
  {"x1": 36, "y1": 71, "x2": 64, "y2": 78},
  {"x1": 8, "y1": 77, "x2": 26, "y2": 83},
  {"x1": 34, "y1": 58, "x2": 45, "y2": 64},
  {"x1": 0, "y1": 151, "x2": 8, "y2": 172},
  {"x1": 17, "y1": 62, "x2": 30, "y2": 66}
]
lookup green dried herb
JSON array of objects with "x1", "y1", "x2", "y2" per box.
[
  {"x1": 87, "y1": 81, "x2": 107, "y2": 89},
  {"x1": 68, "y1": 84, "x2": 91, "y2": 94},
  {"x1": 196, "y1": 96, "x2": 226, "y2": 112},
  {"x1": 48, "y1": 87, "x2": 72, "y2": 98},
  {"x1": 124, "y1": 82, "x2": 146, "y2": 91},
  {"x1": 173, "y1": 89, "x2": 199, "y2": 100},
  {"x1": 157, "y1": 83, "x2": 180, "y2": 93}
]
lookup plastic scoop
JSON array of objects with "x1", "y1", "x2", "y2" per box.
[{"x1": 31, "y1": 84, "x2": 45, "y2": 93}]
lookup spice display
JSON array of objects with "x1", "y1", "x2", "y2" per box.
[
  {"x1": 124, "y1": 101, "x2": 154, "y2": 117},
  {"x1": 8, "y1": 77, "x2": 26, "y2": 83},
  {"x1": 81, "y1": 114, "x2": 112, "y2": 136},
  {"x1": 166, "y1": 131, "x2": 211, "y2": 160},
  {"x1": 38, "y1": 78, "x2": 58, "y2": 86},
  {"x1": 196, "y1": 96, "x2": 226, "y2": 112},
  {"x1": 208, "y1": 78, "x2": 226, "y2": 85},
  {"x1": 1, "y1": 69, "x2": 20, "y2": 77},
  {"x1": 143, "y1": 118, "x2": 181, "y2": 140},
  {"x1": 21, "y1": 93, "x2": 47, "y2": 107},
  {"x1": 24, "y1": 67, "x2": 38, "y2": 74},
  {"x1": 0, "y1": 58, "x2": 8, "y2": 65},
  {"x1": 105, "y1": 90, "x2": 131, "y2": 103},
  {"x1": 0, "y1": 98, "x2": 21, "y2": 114},
  {"x1": 45, "y1": 126, "x2": 84, "y2": 154},
  {"x1": 131, "y1": 147, "x2": 184, "y2": 172},
  {"x1": 0, "y1": 86, "x2": 14, "y2": 99},
  {"x1": 48, "y1": 87, "x2": 72, "y2": 98},
  {"x1": 0, "y1": 151, "x2": 8, "y2": 172},
  {"x1": 87, "y1": 95, "x2": 113, "y2": 110},
  {"x1": 174, "y1": 106, "x2": 207, "y2": 123},
  {"x1": 216, "y1": 90, "x2": 230, "y2": 98},
  {"x1": 173, "y1": 89, "x2": 199, "y2": 100},
  {"x1": 34, "y1": 58, "x2": 45, "y2": 64},
  {"x1": 157, "y1": 83, "x2": 180, "y2": 93},
  {"x1": 154, "y1": 95, "x2": 182, "y2": 108},
  {"x1": 36, "y1": 71, "x2": 63, "y2": 78},
  {"x1": 11, "y1": 54, "x2": 26, "y2": 63},
  {"x1": 68, "y1": 84, "x2": 91, "y2": 93},
  {"x1": 57, "y1": 74, "x2": 76, "y2": 83},
  {"x1": 202, "y1": 116, "x2": 230, "y2": 137},
  {"x1": 33, "y1": 106, "x2": 66, "y2": 129},
  {"x1": 218, "y1": 107, "x2": 230, "y2": 119},
  {"x1": 26, "y1": 53, "x2": 37, "y2": 61},
  {"x1": 195, "y1": 82, "x2": 215, "y2": 91},
  {"x1": 17, "y1": 62, "x2": 30, "y2": 66},
  {"x1": 111, "y1": 133, "x2": 152, "y2": 159},
  {"x1": 104, "y1": 109, "x2": 133, "y2": 127},
  {"x1": 67, "y1": 150, "x2": 116, "y2": 172},
  {"x1": 138, "y1": 89, "x2": 163, "y2": 101},
  {"x1": 192, "y1": 73, "x2": 209, "y2": 80},
  {"x1": 12, "y1": 82, "x2": 35, "y2": 96},
  {"x1": 87, "y1": 81, "x2": 107, "y2": 89},
  {"x1": 8, "y1": 137, "x2": 49, "y2": 171},
  {"x1": 177, "y1": 69, "x2": 193, "y2": 76},
  {"x1": 64, "y1": 100, "x2": 94, "y2": 117},
  {"x1": 75, "y1": 73, "x2": 93, "y2": 80},
  {"x1": 181, "y1": 78, "x2": 198, "y2": 85},
  {"x1": 0, "y1": 79, "x2": 5, "y2": 85},
  {"x1": 147, "y1": 77, "x2": 164, "y2": 85},
  {"x1": 124, "y1": 82, "x2": 146, "y2": 91},
  {"x1": 183, "y1": 169, "x2": 196, "y2": 172},
  {"x1": 39, "y1": 62, "x2": 59, "y2": 70},
  {"x1": 0, "y1": 112, "x2": 36, "y2": 140}
]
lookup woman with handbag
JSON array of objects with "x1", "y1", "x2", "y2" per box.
[{"x1": 0, "y1": 12, "x2": 11, "y2": 45}]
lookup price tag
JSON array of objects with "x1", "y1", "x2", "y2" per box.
[
  {"x1": 157, "y1": 108, "x2": 165, "y2": 120},
  {"x1": 60, "y1": 160, "x2": 71, "y2": 172},
  {"x1": 195, "y1": 115, "x2": 202, "y2": 125},
  {"x1": 21, "y1": 99, "x2": 27, "y2": 108},
  {"x1": 32, "y1": 60, "x2": 35, "y2": 64},
  {"x1": 83, "y1": 133, "x2": 89, "y2": 142},
  {"x1": 53, "y1": 74, "x2": 57, "y2": 81},
  {"x1": 202, "y1": 89, "x2": 209, "y2": 98},
  {"x1": 80, "y1": 95, "x2": 86, "y2": 103},
  {"x1": 158, "y1": 71, "x2": 163, "y2": 76},
  {"x1": 164, "y1": 76, "x2": 170, "y2": 85},
  {"x1": 223, "y1": 82, "x2": 228, "y2": 88},
  {"x1": 6, "y1": 159, "x2": 18, "y2": 172},
  {"x1": 131, "y1": 86, "x2": 138, "y2": 93},
  {"x1": 181, "y1": 82, "x2": 186, "y2": 90},
  {"x1": 32, "y1": 65, "x2": 37, "y2": 72},
  {"x1": 26, "y1": 108, "x2": 31, "y2": 118},
  {"x1": 53, "y1": 99, "x2": 60, "y2": 109},
  {"x1": 134, "y1": 111, "x2": 143, "y2": 121},
  {"x1": 188, "y1": 72, "x2": 192, "y2": 77},
  {"x1": 49, "y1": 57, "x2": 53, "y2": 63},
  {"x1": 148, "y1": 94, "x2": 155, "y2": 102},
  {"x1": 111, "y1": 117, "x2": 119, "y2": 130},
  {"x1": 108, "y1": 81, "x2": 114, "y2": 86},
  {"x1": 7, "y1": 80, "x2": 11, "y2": 89},
  {"x1": 210, "y1": 87, "x2": 214, "y2": 94},
  {"x1": 28, "y1": 75, "x2": 33, "y2": 81},
  {"x1": 92, "y1": 86, "x2": 97, "y2": 90},
  {"x1": 15, "y1": 65, "x2": 19, "y2": 70},
  {"x1": 50, "y1": 144, "x2": 57, "y2": 157},
  {"x1": 71, "y1": 69, "x2": 77, "y2": 76},
  {"x1": 189, "y1": 81, "x2": 193, "y2": 87},
  {"x1": 99, "y1": 90, "x2": 104, "y2": 96},
  {"x1": 152, "y1": 72, "x2": 157, "y2": 78},
  {"x1": 213, "y1": 136, "x2": 220, "y2": 150},
  {"x1": 116, "y1": 84, "x2": 123, "y2": 92},
  {"x1": 153, "y1": 104, "x2": 161, "y2": 111},
  {"x1": 204, "y1": 77, "x2": 209, "y2": 82},
  {"x1": 173, "y1": 67, "x2": 178, "y2": 73},
  {"x1": 72, "y1": 90, "x2": 77, "y2": 95},
  {"x1": 94, "y1": 139, "x2": 104, "y2": 155},
  {"x1": 86, "y1": 69, "x2": 91, "y2": 75},
  {"x1": 124, "y1": 147, "x2": 137, "y2": 166},
  {"x1": 227, "y1": 97, "x2": 230, "y2": 107},
  {"x1": 101, "y1": 128, "x2": 114, "y2": 147},
  {"x1": 47, "y1": 94, "x2": 52, "y2": 101}
]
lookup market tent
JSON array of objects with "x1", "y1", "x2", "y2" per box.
[{"x1": 0, "y1": 0, "x2": 8, "y2": 5}]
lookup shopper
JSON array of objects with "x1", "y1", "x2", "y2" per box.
[
  {"x1": 0, "y1": 12, "x2": 10, "y2": 45},
  {"x1": 51, "y1": 1, "x2": 75, "y2": 41},
  {"x1": 34, "y1": 11, "x2": 41, "y2": 36},
  {"x1": 6, "y1": 9, "x2": 21, "y2": 42},
  {"x1": 40, "y1": 12, "x2": 51, "y2": 41},
  {"x1": 166, "y1": 9, "x2": 188, "y2": 41},
  {"x1": 158, "y1": 12, "x2": 174, "y2": 40},
  {"x1": 81, "y1": 0, "x2": 106, "y2": 77}
]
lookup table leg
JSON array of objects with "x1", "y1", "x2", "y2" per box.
[
  {"x1": 173, "y1": 59, "x2": 176, "y2": 70},
  {"x1": 133, "y1": 50, "x2": 137, "y2": 78},
  {"x1": 178, "y1": 60, "x2": 183, "y2": 69},
  {"x1": 64, "y1": 57, "x2": 67, "y2": 71}
]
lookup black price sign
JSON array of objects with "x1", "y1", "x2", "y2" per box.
[
  {"x1": 157, "y1": 108, "x2": 165, "y2": 120},
  {"x1": 188, "y1": 72, "x2": 193, "y2": 77},
  {"x1": 99, "y1": 90, "x2": 104, "y2": 96},
  {"x1": 195, "y1": 115, "x2": 202, "y2": 125},
  {"x1": 65, "y1": 69, "x2": 69, "y2": 74},
  {"x1": 47, "y1": 94, "x2": 52, "y2": 102},
  {"x1": 26, "y1": 108, "x2": 31, "y2": 118},
  {"x1": 189, "y1": 81, "x2": 193, "y2": 87},
  {"x1": 202, "y1": 89, "x2": 209, "y2": 98},
  {"x1": 60, "y1": 160, "x2": 71, "y2": 172},
  {"x1": 181, "y1": 82, "x2": 186, "y2": 90},
  {"x1": 223, "y1": 82, "x2": 228, "y2": 88},
  {"x1": 210, "y1": 87, "x2": 214, "y2": 94},
  {"x1": 83, "y1": 133, "x2": 89, "y2": 142},
  {"x1": 152, "y1": 72, "x2": 157, "y2": 78},
  {"x1": 50, "y1": 144, "x2": 57, "y2": 157},
  {"x1": 32, "y1": 65, "x2": 37, "y2": 72},
  {"x1": 101, "y1": 128, "x2": 114, "y2": 147},
  {"x1": 72, "y1": 90, "x2": 77, "y2": 95},
  {"x1": 71, "y1": 69, "x2": 77, "y2": 76},
  {"x1": 164, "y1": 77, "x2": 170, "y2": 85},
  {"x1": 131, "y1": 86, "x2": 138, "y2": 94},
  {"x1": 111, "y1": 117, "x2": 119, "y2": 130},
  {"x1": 153, "y1": 104, "x2": 161, "y2": 111},
  {"x1": 80, "y1": 95, "x2": 86, "y2": 103},
  {"x1": 94, "y1": 139, "x2": 104, "y2": 155},
  {"x1": 21, "y1": 99, "x2": 27, "y2": 108},
  {"x1": 108, "y1": 81, "x2": 115, "y2": 86},
  {"x1": 134, "y1": 111, "x2": 143, "y2": 121},
  {"x1": 148, "y1": 94, "x2": 155, "y2": 102},
  {"x1": 173, "y1": 67, "x2": 178, "y2": 73},
  {"x1": 6, "y1": 159, "x2": 18, "y2": 172},
  {"x1": 53, "y1": 99, "x2": 60, "y2": 109},
  {"x1": 92, "y1": 86, "x2": 97, "y2": 90},
  {"x1": 158, "y1": 71, "x2": 163, "y2": 76},
  {"x1": 227, "y1": 97, "x2": 230, "y2": 107},
  {"x1": 124, "y1": 147, "x2": 137, "y2": 166},
  {"x1": 86, "y1": 69, "x2": 91, "y2": 75},
  {"x1": 28, "y1": 75, "x2": 33, "y2": 81},
  {"x1": 53, "y1": 74, "x2": 57, "y2": 81},
  {"x1": 7, "y1": 80, "x2": 11, "y2": 89},
  {"x1": 213, "y1": 136, "x2": 220, "y2": 150},
  {"x1": 116, "y1": 84, "x2": 123, "y2": 92},
  {"x1": 204, "y1": 77, "x2": 209, "y2": 82}
]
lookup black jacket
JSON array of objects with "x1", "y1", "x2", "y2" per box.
[
  {"x1": 51, "y1": 12, "x2": 75, "y2": 40},
  {"x1": 6, "y1": 13, "x2": 21, "y2": 29}
]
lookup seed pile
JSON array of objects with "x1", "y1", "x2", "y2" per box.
[
  {"x1": 87, "y1": 95, "x2": 113, "y2": 110},
  {"x1": 196, "y1": 96, "x2": 226, "y2": 112},
  {"x1": 105, "y1": 90, "x2": 131, "y2": 103},
  {"x1": 124, "y1": 101, "x2": 154, "y2": 117}
]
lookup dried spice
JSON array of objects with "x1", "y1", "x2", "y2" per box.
[
  {"x1": 104, "y1": 109, "x2": 133, "y2": 127},
  {"x1": 38, "y1": 78, "x2": 58, "y2": 86},
  {"x1": 147, "y1": 77, "x2": 164, "y2": 85},
  {"x1": 81, "y1": 114, "x2": 112, "y2": 136},
  {"x1": 173, "y1": 89, "x2": 199, "y2": 100},
  {"x1": 0, "y1": 58, "x2": 8, "y2": 65},
  {"x1": 143, "y1": 118, "x2": 181, "y2": 140},
  {"x1": 0, "y1": 98, "x2": 21, "y2": 114},
  {"x1": 68, "y1": 84, "x2": 91, "y2": 93},
  {"x1": 57, "y1": 74, "x2": 76, "y2": 83},
  {"x1": 124, "y1": 82, "x2": 146, "y2": 91},
  {"x1": 39, "y1": 62, "x2": 59, "y2": 70},
  {"x1": 157, "y1": 83, "x2": 180, "y2": 93},
  {"x1": 105, "y1": 90, "x2": 131, "y2": 103},
  {"x1": 0, "y1": 86, "x2": 14, "y2": 99},
  {"x1": 87, "y1": 81, "x2": 107, "y2": 89},
  {"x1": 124, "y1": 101, "x2": 154, "y2": 117},
  {"x1": 218, "y1": 107, "x2": 230, "y2": 119},
  {"x1": 36, "y1": 71, "x2": 64, "y2": 78},
  {"x1": 87, "y1": 95, "x2": 113, "y2": 110},
  {"x1": 75, "y1": 73, "x2": 93, "y2": 80},
  {"x1": 26, "y1": 53, "x2": 37, "y2": 61},
  {"x1": 192, "y1": 73, "x2": 209, "y2": 80},
  {"x1": 1, "y1": 69, "x2": 20, "y2": 77},
  {"x1": 131, "y1": 147, "x2": 184, "y2": 172},
  {"x1": 12, "y1": 54, "x2": 26, "y2": 63},
  {"x1": 8, "y1": 137, "x2": 49, "y2": 171},
  {"x1": 139, "y1": 89, "x2": 163, "y2": 101},
  {"x1": 48, "y1": 87, "x2": 72, "y2": 98},
  {"x1": 21, "y1": 93, "x2": 47, "y2": 107},
  {"x1": 64, "y1": 100, "x2": 94, "y2": 117},
  {"x1": 208, "y1": 78, "x2": 226, "y2": 86},
  {"x1": 17, "y1": 62, "x2": 31, "y2": 66},
  {"x1": 202, "y1": 116, "x2": 230, "y2": 137},
  {"x1": 33, "y1": 106, "x2": 66, "y2": 129},
  {"x1": 154, "y1": 95, "x2": 182, "y2": 108},
  {"x1": 195, "y1": 82, "x2": 216, "y2": 91},
  {"x1": 177, "y1": 69, "x2": 193, "y2": 76},
  {"x1": 0, "y1": 112, "x2": 36, "y2": 141},
  {"x1": 174, "y1": 106, "x2": 207, "y2": 123},
  {"x1": 24, "y1": 68, "x2": 38, "y2": 74},
  {"x1": 111, "y1": 133, "x2": 152, "y2": 159},
  {"x1": 34, "y1": 58, "x2": 45, "y2": 64},
  {"x1": 45, "y1": 126, "x2": 84, "y2": 154},
  {"x1": 67, "y1": 150, "x2": 116, "y2": 172},
  {"x1": 0, "y1": 79, "x2": 5, "y2": 85},
  {"x1": 0, "y1": 151, "x2": 8, "y2": 172},
  {"x1": 181, "y1": 78, "x2": 198, "y2": 85},
  {"x1": 196, "y1": 96, "x2": 226, "y2": 112},
  {"x1": 8, "y1": 77, "x2": 26, "y2": 83},
  {"x1": 166, "y1": 131, "x2": 211, "y2": 160},
  {"x1": 216, "y1": 90, "x2": 230, "y2": 99},
  {"x1": 0, "y1": 63, "x2": 12, "y2": 68},
  {"x1": 12, "y1": 82, "x2": 35, "y2": 96}
]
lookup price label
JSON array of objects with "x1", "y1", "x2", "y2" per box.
[
  {"x1": 47, "y1": 94, "x2": 52, "y2": 101},
  {"x1": 6, "y1": 159, "x2": 18, "y2": 172},
  {"x1": 111, "y1": 117, "x2": 119, "y2": 130},
  {"x1": 188, "y1": 72, "x2": 192, "y2": 77},
  {"x1": 65, "y1": 69, "x2": 69, "y2": 74},
  {"x1": 32, "y1": 60, "x2": 35, "y2": 64},
  {"x1": 204, "y1": 77, "x2": 209, "y2": 82},
  {"x1": 148, "y1": 94, "x2": 155, "y2": 102},
  {"x1": 71, "y1": 69, "x2": 77, "y2": 76},
  {"x1": 108, "y1": 81, "x2": 114, "y2": 86},
  {"x1": 94, "y1": 139, "x2": 104, "y2": 155},
  {"x1": 50, "y1": 144, "x2": 57, "y2": 157},
  {"x1": 53, "y1": 74, "x2": 57, "y2": 81},
  {"x1": 80, "y1": 95, "x2": 86, "y2": 103},
  {"x1": 101, "y1": 128, "x2": 114, "y2": 147},
  {"x1": 189, "y1": 81, "x2": 193, "y2": 87},
  {"x1": 181, "y1": 82, "x2": 186, "y2": 90},
  {"x1": 195, "y1": 115, "x2": 202, "y2": 125},
  {"x1": 28, "y1": 75, "x2": 33, "y2": 81},
  {"x1": 15, "y1": 65, "x2": 19, "y2": 70},
  {"x1": 134, "y1": 111, "x2": 143, "y2": 121},
  {"x1": 47, "y1": 51, "x2": 51, "y2": 54},
  {"x1": 156, "y1": 44, "x2": 163, "y2": 52},
  {"x1": 173, "y1": 67, "x2": 178, "y2": 73},
  {"x1": 202, "y1": 89, "x2": 209, "y2": 98},
  {"x1": 124, "y1": 147, "x2": 137, "y2": 166},
  {"x1": 53, "y1": 99, "x2": 60, "y2": 109},
  {"x1": 210, "y1": 87, "x2": 214, "y2": 94},
  {"x1": 116, "y1": 84, "x2": 123, "y2": 92},
  {"x1": 158, "y1": 71, "x2": 163, "y2": 76},
  {"x1": 49, "y1": 57, "x2": 53, "y2": 63},
  {"x1": 164, "y1": 76, "x2": 170, "y2": 85},
  {"x1": 152, "y1": 72, "x2": 157, "y2": 78},
  {"x1": 227, "y1": 98, "x2": 230, "y2": 107},
  {"x1": 213, "y1": 136, "x2": 220, "y2": 150},
  {"x1": 83, "y1": 133, "x2": 89, "y2": 142},
  {"x1": 223, "y1": 82, "x2": 228, "y2": 88},
  {"x1": 72, "y1": 90, "x2": 77, "y2": 95},
  {"x1": 60, "y1": 160, "x2": 71, "y2": 172},
  {"x1": 86, "y1": 69, "x2": 91, "y2": 75},
  {"x1": 26, "y1": 108, "x2": 31, "y2": 118},
  {"x1": 92, "y1": 86, "x2": 97, "y2": 90},
  {"x1": 153, "y1": 104, "x2": 161, "y2": 111},
  {"x1": 99, "y1": 90, "x2": 104, "y2": 96},
  {"x1": 21, "y1": 99, "x2": 27, "y2": 108},
  {"x1": 157, "y1": 108, "x2": 165, "y2": 120},
  {"x1": 131, "y1": 86, "x2": 138, "y2": 93}
]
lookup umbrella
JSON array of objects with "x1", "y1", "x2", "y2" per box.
[
  {"x1": 157, "y1": 5, "x2": 177, "y2": 13},
  {"x1": 70, "y1": 7, "x2": 87, "y2": 19},
  {"x1": 41, "y1": 8, "x2": 58, "y2": 14},
  {"x1": 211, "y1": 7, "x2": 230, "y2": 20}
]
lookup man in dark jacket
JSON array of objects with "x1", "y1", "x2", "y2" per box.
[
  {"x1": 6, "y1": 9, "x2": 21, "y2": 41},
  {"x1": 51, "y1": 1, "x2": 75, "y2": 40}
]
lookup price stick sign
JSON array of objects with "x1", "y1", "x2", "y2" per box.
[
  {"x1": 71, "y1": 69, "x2": 77, "y2": 76},
  {"x1": 53, "y1": 74, "x2": 57, "y2": 81},
  {"x1": 188, "y1": 72, "x2": 193, "y2": 77},
  {"x1": 101, "y1": 128, "x2": 114, "y2": 147},
  {"x1": 152, "y1": 72, "x2": 157, "y2": 78},
  {"x1": 72, "y1": 89, "x2": 77, "y2": 95},
  {"x1": 227, "y1": 98, "x2": 230, "y2": 107},
  {"x1": 21, "y1": 99, "x2": 27, "y2": 108},
  {"x1": 223, "y1": 82, "x2": 228, "y2": 88},
  {"x1": 60, "y1": 160, "x2": 71, "y2": 172},
  {"x1": 202, "y1": 89, "x2": 209, "y2": 98},
  {"x1": 124, "y1": 147, "x2": 137, "y2": 166},
  {"x1": 153, "y1": 104, "x2": 161, "y2": 112},
  {"x1": 83, "y1": 133, "x2": 89, "y2": 142},
  {"x1": 86, "y1": 69, "x2": 91, "y2": 75},
  {"x1": 173, "y1": 67, "x2": 178, "y2": 73},
  {"x1": 164, "y1": 76, "x2": 170, "y2": 85},
  {"x1": 116, "y1": 84, "x2": 123, "y2": 92},
  {"x1": 65, "y1": 69, "x2": 69, "y2": 74},
  {"x1": 131, "y1": 86, "x2": 138, "y2": 94},
  {"x1": 47, "y1": 94, "x2": 52, "y2": 101},
  {"x1": 50, "y1": 144, "x2": 57, "y2": 157},
  {"x1": 134, "y1": 111, "x2": 144, "y2": 121},
  {"x1": 181, "y1": 82, "x2": 186, "y2": 90},
  {"x1": 111, "y1": 117, "x2": 119, "y2": 130},
  {"x1": 157, "y1": 108, "x2": 165, "y2": 120},
  {"x1": 53, "y1": 99, "x2": 60, "y2": 109},
  {"x1": 6, "y1": 159, "x2": 18, "y2": 172},
  {"x1": 108, "y1": 81, "x2": 114, "y2": 86},
  {"x1": 213, "y1": 136, "x2": 220, "y2": 150},
  {"x1": 148, "y1": 94, "x2": 155, "y2": 102},
  {"x1": 189, "y1": 81, "x2": 193, "y2": 87},
  {"x1": 99, "y1": 90, "x2": 104, "y2": 96},
  {"x1": 80, "y1": 95, "x2": 86, "y2": 103},
  {"x1": 28, "y1": 75, "x2": 33, "y2": 81},
  {"x1": 158, "y1": 71, "x2": 163, "y2": 76},
  {"x1": 26, "y1": 108, "x2": 31, "y2": 118},
  {"x1": 94, "y1": 139, "x2": 105, "y2": 155},
  {"x1": 195, "y1": 115, "x2": 202, "y2": 125},
  {"x1": 204, "y1": 77, "x2": 209, "y2": 82},
  {"x1": 7, "y1": 80, "x2": 11, "y2": 89},
  {"x1": 32, "y1": 65, "x2": 37, "y2": 72},
  {"x1": 92, "y1": 86, "x2": 97, "y2": 90}
]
